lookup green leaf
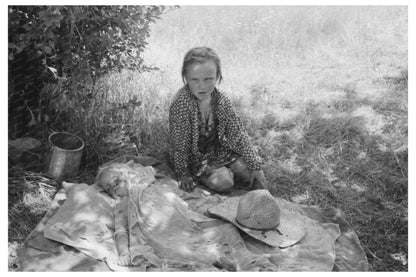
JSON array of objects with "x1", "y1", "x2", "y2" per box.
[
  {"x1": 44, "y1": 46, "x2": 52, "y2": 55},
  {"x1": 47, "y1": 30, "x2": 55, "y2": 39},
  {"x1": 23, "y1": 23, "x2": 32, "y2": 31}
]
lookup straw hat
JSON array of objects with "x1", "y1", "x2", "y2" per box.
[
  {"x1": 235, "y1": 189, "x2": 280, "y2": 229},
  {"x1": 208, "y1": 189, "x2": 306, "y2": 248}
]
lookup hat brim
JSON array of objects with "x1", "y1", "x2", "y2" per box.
[{"x1": 208, "y1": 196, "x2": 306, "y2": 248}]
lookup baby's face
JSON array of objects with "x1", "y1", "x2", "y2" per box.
[{"x1": 99, "y1": 170, "x2": 129, "y2": 198}]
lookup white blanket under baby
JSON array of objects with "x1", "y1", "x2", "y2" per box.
[{"x1": 19, "y1": 161, "x2": 368, "y2": 271}]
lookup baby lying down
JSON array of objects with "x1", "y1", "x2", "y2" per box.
[
  {"x1": 95, "y1": 163, "x2": 133, "y2": 266},
  {"x1": 95, "y1": 162, "x2": 165, "y2": 267},
  {"x1": 95, "y1": 162, "x2": 235, "y2": 269},
  {"x1": 94, "y1": 162, "x2": 253, "y2": 270}
]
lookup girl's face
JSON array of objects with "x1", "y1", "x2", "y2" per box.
[{"x1": 186, "y1": 61, "x2": 218, "y2": 102}]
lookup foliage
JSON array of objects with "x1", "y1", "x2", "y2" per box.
[
  {"x1": 9, "y1": 6, "x2": 167, "y2": 80},
  {"x1": 8, "y1": 5, "x2": 170, "y2": 138}
]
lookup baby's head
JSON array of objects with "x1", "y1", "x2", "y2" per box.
[
  {"x1": 95, "y1": 163, "x2": 131, "y2": 198},
  {"x1": 181, "y1": 47, "x2": 223, "y2": 85}
]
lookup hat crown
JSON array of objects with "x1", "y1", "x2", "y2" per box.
[{"x1": 235, "y1": 189, "x2": 280, "y2": 230}]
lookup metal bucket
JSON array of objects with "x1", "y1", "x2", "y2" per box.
[{"x1": 47, "y1": 132, "x2": 84, "y2": 180}]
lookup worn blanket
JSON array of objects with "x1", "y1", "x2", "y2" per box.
[{"x1": 18, "y1": 157, "x2": 368, "y2": 271}]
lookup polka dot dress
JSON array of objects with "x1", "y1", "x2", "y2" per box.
[{"x1": 169, "y1": 86, "x2": 262, "y2": 179}]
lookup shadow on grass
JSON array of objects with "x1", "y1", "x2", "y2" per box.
[{"x1": 259, "y1": 107, "x2": 407, "y2": 271}]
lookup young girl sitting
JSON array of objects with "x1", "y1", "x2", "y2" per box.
[{"x1": 169, "y1": 47, "x2": 267, "y2": 193}]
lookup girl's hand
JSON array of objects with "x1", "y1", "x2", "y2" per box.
[
  {"x1": 250, "y1": 169, "x2": 266, "y2": 189},
  {"x1": 117, "y1": 253, "x2": 132, "y2": 266},
  {"x1": 178, "y1": 176, "x2": 195, "y2": 192}
]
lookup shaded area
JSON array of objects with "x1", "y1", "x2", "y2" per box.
[{"x1": 257, "y1": 75, "x2": 407, "y2": 271}]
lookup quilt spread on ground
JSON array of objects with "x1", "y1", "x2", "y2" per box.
[{"x1": 18, "y1": 157, "x2": 368, "y2": 271}]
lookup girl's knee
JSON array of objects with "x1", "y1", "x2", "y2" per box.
[
  {"x1": 229, "y1": 158, "x2": 250, "y2": 184},
  {"x1": 202, "y1": 167, "x2": 234, "y2": 192}
]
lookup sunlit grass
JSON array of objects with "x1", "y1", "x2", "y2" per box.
[{"x1": 138, "y1": 6, "x2": 407, "y2": 271}]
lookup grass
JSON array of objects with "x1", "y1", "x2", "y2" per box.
[
  {"x1": 8, "y1": 164, "x2": 58, "y2": 270},
  {"x1": 8, "y1": 6, "x2": 407, "y2": 271}
]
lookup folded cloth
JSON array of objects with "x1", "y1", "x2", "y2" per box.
[
  {"x1": 19, "y1": 158, "x2": 368, "y2": 271},
  {"x1": 43, "y1": 182, "x2": 117, "y2": 262},
  {"x1": 297, "y1": 205, "x2": 369, "y2": 271}
]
